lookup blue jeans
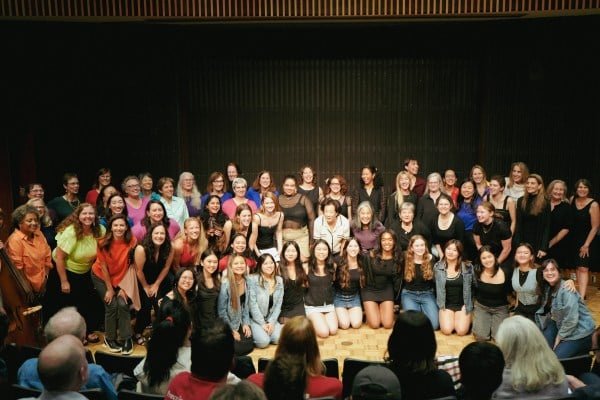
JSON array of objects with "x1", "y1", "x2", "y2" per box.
[
  {"x1": 401, "y1": 289, "x2": 439, "y2": 330},
  {"x1": 543, "y1": 319, "x2": 593, "y2": 358}
]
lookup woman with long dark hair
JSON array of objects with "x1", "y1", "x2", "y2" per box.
[{"x1": 278, "y1": 241, "x2": 308, "y2": 323}]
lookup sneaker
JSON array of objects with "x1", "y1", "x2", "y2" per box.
[
  {"x1": 121, "y1": 338, "x2": 133, "y2": 355},
  {"x1": 103, "y1": 337, "x2": 122, "y2": 353}
]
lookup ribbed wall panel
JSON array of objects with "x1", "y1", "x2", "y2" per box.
[
  {"x1": 185, "y1": 57, "x2": 480, "y2": 187},
  {"x1": 1, "y1": 0, "x2": 599, "y2": 18}
]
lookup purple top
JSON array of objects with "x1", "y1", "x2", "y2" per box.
[
  {"x1": 351, "y1": 221, "x2": 386, "y2": 254},
  {"x1": 132, "y1": 218, "x2": 181, "y2": 241},
  {"x1": 126, "y1": 197, "x2": 150, "y2": 227}
]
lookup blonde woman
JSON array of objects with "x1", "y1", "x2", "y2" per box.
[
  {"x1": 504, "y1": 161, "x2": 529, "y2": 200},
  {"x1": 385, "y1": 171, "x2": 417, "y2": 227},
  {"x1": 176, "y1": 171, "x2": 202, "y2": 218},
  {"x1": 27, "y1": 197, "x2": 56, "y2": 250},
  {"x1": 172, "y1": 217, "x2": 208, "y2": 270},
  {"x1": 515, "y1": 173, "x2": 551, "y2": 260},
  {"x1": 494, "y1": 315, "x2": 568, "y2": 398}
]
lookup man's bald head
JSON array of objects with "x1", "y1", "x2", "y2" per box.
[
  {"x1": 44, "y1": 306, "x2": 86, "y2": 343},
  {"x1": 37, "y1": 334, "x2": 88, "y2": 391}
]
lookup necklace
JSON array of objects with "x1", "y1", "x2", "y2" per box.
[
  {"x1": 482, "y1": 221, "x2": 494, "y2": 234},
  {"x1": 64, "y1": 195, "x2": 80, "y2": 210},
  {"x1": 235, "y1": 278, "x2": 245, "y2": 286}
]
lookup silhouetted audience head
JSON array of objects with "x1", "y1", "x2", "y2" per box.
[
  {"x1": 459, "y1": 341, "x2": 504, "y2": 400},
  {"x1": 209, "y1": 380, "x2": 267, "y2": 400},
  {"x1": 263, "y1": 354, "x2": 307, "y2": 400},
  {"x1": 37, "y1": 334, "x2": 88, "y2": 392},
  {"x1": 190, "y1": 318, "x2": 234, "y2": 382},
  {"x1": 44, "y1": 306, "x2": 86, "y2": 343},
  {"x1": 386, "y1": 310, "x2": 437, "y2": 375},
  {"x1": 274, "y1": 315, "x2": 324, "y2": 376},
  {"x1": 351, "y1": 365, "x2": 402, "y2": 399}
]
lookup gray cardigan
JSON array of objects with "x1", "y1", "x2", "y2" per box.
[
  {"x1": 433, "y1": 260, "x2": 474, "y2": 313},
  {"x1": 247, "y1": 274, "x2": 284, "y2": 325}
]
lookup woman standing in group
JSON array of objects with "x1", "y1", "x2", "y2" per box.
[
  {"x1": 132, "y1": 199, "x2": 180, "y2": 242},
  {"x1": 91, "y1": 214, "x2": 138, "y2": 354},
  {"x1": 218, "y1": 233, "x2": 257, "y2": 273},
  {"x1": 279, "y1": 175, "x2": 315, "y2": 262},
  {"x1": 470, "y1": 164, "x2": 490, "y2": 199},
  {"x1": 472, "y1": 246, "x2": 510, "y2": 342},
  {"x1": 133, "y1": 223, "x2": 173, "y2": 346},
  {"x1": 248, "y1": 254, "x2": 284, "y2": 348},
  {"x1": 176, "y1": 172, "x2": 202, "y2": 218},
  {"x1": 351, "y1": 201, "x2": 385, "y2": 255},
  {"x1": 401, "y1": 235, "x2": 439, "y2": 330},
  {"x1": 441, "y1": 169, "x2": 459, "y2": 208},
  {"x1": 536, "y1": 259, "x2": 595, "y2": 358},
  {"x1": 6, "y1": 205, "x2": 52, "y2": 307},
  {"x1": 323, "y1": 174, "x2": 352, "y2": 220},
  {"x1": 139, "y1": 172, "x2": 160, "y2": 201},
  {"x1": 160, "y1": 267, "x2": 197, "y2": 319},
  {"x1": 334, "y1": 238, "x2": 366, "y2": 330},
  {"x1": 171, "y1": 217, "x2": 208, "y2": 271},
  {"x1": 504, "y1": 161, "x2": 529, "y2": 200},
  {"x1": 201, "y1": 171, "x2": 232, "y2": 209},
  {"x1": 353, "y1": 165, "x2": 386, "y2": 223},
  {"x1": 85, "y1": 167, "x2": 112, "y2": 206},
  {"x1": 230, "y1": 203, "x2": 258, "y2": 256},
  {"x1": 246, "y1": 170, "x2": 279, "y2": 208},
  {"x1": 158, "y1": 177, "x2": 189, "y2": 229},
  {"x1": 570, "y1": 178, "x2": 599, "y2": 300},
  {"x1": 26, "y1": 198, "x2": 57, "y2": 250},
  {"x1": 225, "y1": 162, "x2": 242, "y2": 196},
  {"x1": 434, "y1": 240, "x2": 473, "y2": 336},
  {"x1": 514, "y1": 174, "x2": 551, "y2": 261},
  {"x1": 191, "y1": 249, "x2": 221, "y2": 331},
  {"x1": 123, "y1": 175, "x2": 149, "y2": 227},
  {"x1": 278, "y1": 241, "x2": 308, "y2": 323},
  {"x1": 473, "y1": 201, "x2": 512, "y2": 267},
  {"x1": 217, "y1": 254, "x2": 254, "y2": 356},
  {"x1": 253, "y1": 192, "x2": 283, "y2": 261},
  {"x1": 297, "y1": 165, "x2": 323, "y2": 219},
  {"x1": 361, "y1": 230, "x2": 402, "y2": 329},
  {"x1": 312, "y1": 199, "x2": 350, "y2": 257},
  {"x1": 222, "y1": 177, "x2": 257, "y2": 220},
  {"x1": 430, "y1": 194, "x2": 464, "y2": 259},
  {"x1": 385, "y1": 171, "x2": 418, "y2": 227},
  {"x1": 95, "y1": 184, "x2": 119, "y2": 221},
  {"x1": 49, "y1": 203, "x2": 106, "y2": 343},
  {"x1": 304, "y1": 239, "x2": 337, "y2": 338},
  {"x1": 201, "y1": 195, "x2": 233, "y2": 258},
  {"x1": 486, "y1": 175, "x2": 516, "y2": 235},
  {"x1": 546, "y1": 179, "x2": 572, "y2": 269},
  {"x1": 47, "y1": 172, "x2": 82, "y2": 224},
  {"x1": 416, "y1": 172, "x2": 444, "y2": 227},
  {"x1": 456, "y1": 179, "x2": 482, "y2": 261}
]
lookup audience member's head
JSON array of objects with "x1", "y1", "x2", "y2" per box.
[
  {"x1": 274, "y1": 315, "x2": 324, "y2": 376},
  {"x1": 263, "y1": 354, "x2": 307, "y2": 400},
  {"x1": 44, "y1": 306, "x2": 86, "y2": 343},
  {"x1": 208, "y1": 380, "x2": 267, "y2": 400},
  {"x1": 459, "y1": 342, "x2": 505, "y2": 400},
  {"x1": 351, "y1": 365, "x2": 402, "y2": 400},
  {"x1": 386, "y1": 310, "x2": 437, "y2": 376},
  {"x1": 496, "y1": 315, "x2": 565, "y2": 392},
  {"x1": 190, "y1": 318, "x2": 234, "y2": 382},
  {"x1": 37, "y1": 334, "x2": 88, "y2": 392}
]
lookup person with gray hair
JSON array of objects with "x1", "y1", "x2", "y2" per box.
[
  {"x1": 35, "y1": 334, "x2": 89, "y2": 397},
  {"x1": 222, "y1": 177, "x2": 258, "y2": 220},
  {"x1": 18, "y1": 307, "x2": 118, "y2": 400}
]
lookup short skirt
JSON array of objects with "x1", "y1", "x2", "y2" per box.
[{"x1": 333, "y1": 291, "x2": 362, "y2": 309}]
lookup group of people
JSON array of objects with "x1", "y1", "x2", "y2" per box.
[{"x1": 0, "y1": 159, "x2": 599, "y2": 397}]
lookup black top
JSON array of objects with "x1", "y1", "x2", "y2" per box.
[
  {"x1": 385, "y1": 191, "x2": 418, "y2": 227},
  {"x1": 354, "y1": 186, "x2": 386, "y2": 223},
  {"x1": 403, "y1": 263, "x2": 434, "y2": 292},
  {"x1": 298, "y1": 186, "x2": 320, "y2": 219},
  {"x1": 430, "y1": 215, "x2": 465, "y2": 249},
  {"x1": 445, "y1": 273, "x2": 464, "y2": 307},
  {"x1": 515, "y1": 194, "x2": 551, "y2": 252},
  {"x1": 391, "y1": 367, "x2": 456, "y2": 400},
  {"x1": 281, "y1": 278, "x2": 305, "y2": 313},
  {"x1": 473, "y1": 218, "x2": 512, "y2": 258},
  {"x1": 304, "y1": 270, "x2": 334, "y2": 306},
  {"x1": 256, "y1": 214, "x2": 280, "y2": 249},
  {"x1": 547, "y1": 201, "x2": 573, "y2": 266},
  {"x1": 475, "y1": 279, "x2": 509, "y2": 307},
  {"x1": 194, "y1": 281, "x2": 219, "y2": 328},
  {"x1": 388, "y1": 219, "x2": 432, "y2": 251},
  {"x1": 335, "y1": 268, "x2": 361, "y2": 296}
]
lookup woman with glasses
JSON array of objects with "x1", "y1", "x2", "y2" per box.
[{"x1": 123, "y1": 175, "x2": 150, "y2": 226}]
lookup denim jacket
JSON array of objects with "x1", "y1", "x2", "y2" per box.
[
  {"x1": 535, "y1": 281, "x2": 595, "y2": 341},
  {"x1": 218, "y1": 278, "x2": 250, "y2": 331},
  {"x1": 434, "y1": 260, "x2": 474, "y2": 313},
  {"x1": 247, "y1": 274, "x2": 284, "y2": 325}
]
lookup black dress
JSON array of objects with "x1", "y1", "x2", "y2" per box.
[{"x1": 547, "y1": 201, "x2": 573, "y2": 267}]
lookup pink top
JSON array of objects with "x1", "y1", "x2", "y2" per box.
[
  {"x1": 126, "y1": 197, "x2": 150, "y2": 227},
  {"x1": 222, "y1": 198, "x2": 257, "y2": 220},
  {"x1": 131, "y1": 218, "x2": 180, "y2": 242}
]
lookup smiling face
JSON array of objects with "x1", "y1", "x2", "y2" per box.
[
  {"x1": 65, "y1": 177, "x2": 80, "y2": 195},
  {"x1": 399, "y1": 207, "x2": 414, "y2": 223},
  {"x1": 177, "y1": 270, "x2": 195, "y2": 293},
  {"x1": 78, "y1": 206, "x2": 96, "y2": 228},
  {"x1": 471, "y1": 167, "x2": 484, "y2": 184},
  {"x1": 231, "y1": 255, "x2": 247, "y2": 276},
  {"x1": 181, "y1": 174, "x2": 195, "y2": 191},
  {"x1": 346, "y1": 239, "x2": 360, "y2": 258},
  {"x1": 358, "y1": 206, "x2": 373, "y2": 225},
  {"x1": 526, "y1": 177, "x2": 541, "y2": 195},
  {"x1": 102, "y1": 186, "x2": 118, "y2": 205},
  {"x1": 284, "y1": 244, "x2": 298, "y2": 263},
  {"x1": 576, "y1": 182, "x2": 590, "y2": 199},
  {"x1": 108, "y1": 195, "x2": 125, "y2": 214},
  {"x1": 110, "y1": 218, "x2": 128, "y2": 239},
  {"x1": 239, "y1": 209, "x2": 252, "y2": 227},
  {"x1": 411, "y1": 238, "x2": 426, "y2": 257},
  {"x1": 329, "y1": 178, "x2": 341, "y2": 194},
  {"x1": 436, "y1": 197, "x2": 452, "y2": 215},
  {"x1": 488, "y1": 179, "x2": 503, "y2": 196},
  {"x1": 259, "y1": 173, "x2": 272, "y2": 189},
  {"x1": 140, "y1": 176, "x2": 153, "y2": 192},
  {"x1": 444, "y1": 243, "x2": 459, "y2": 262},
  {"x1": 233, "y1": 182, "x2": 247, "y2": 199},
  {"x1": 443, "y1": 170, "x2": 456, "y2": 187},
  {"x1": 460, "y1": 181, "x2": 475, "y2": 200},
  {"x1": 542, "y1": 262, "x2": 561, "y2": 286},
  {"x1": 261, "y1": 256, "x2": 276, "y2": 277},
  {"x1": 212, "y1": 175, "x2": 225, "y2": 193},
  {"x1": 19, "y1": 212, "x2": 40, "y2": 236},
  {"x1": 28, "y1": 184, "x2": 44, "y2": 199},
  {"x1": 550, "y1": 182, "x2": 566, "y2": 202},
  {"x1": 160, "y1": 181, "x2": 175, "y2": 199},
  {"x1": 231, "y1": 235, "x2": 247, "y2": 253},
  {"x1": 201, "y1": 254, "x2": 219, "y2": 275},
  {"x1": 125, "y1": 178, "x2": 141, "y2": 198},
  {"x1": 147, "y1": 203, "x2": 165, "y2": 223},
  {"x1": 263, "y1": 197, "x2": 275, "y2": 213},
  {"x1": 151, "y1": 225, "x2": 167, "y2": 246},
  {"x1": 379, "y1": 232, "x2": 394, "y2": 253},
  {"x1": 29, "y1": 199, "x2": 47, "y2": 218},
  {"x1": 227, "y1": 165, "x2": 238, "y2": 181},
  {"x1": 476, "y1": 205, "x2": 494, "y2": 224},
  {"x1": 405, "y1": 160, "x2": 419, "y2": 175},
  {"x1": 99, "y1": 172, "x2": 112, "y2": 188},
  {"x1": 511, "y1": 165, "x2": 523, "y2": 184},
  {"x1": 323, "y1": 204, "x2": 338, "y2": 224},
  {"x1": 282, "y1": 178, "x2": 297, "y2": 196},
  {"x1": 184, "y1": 219, "x2": 201, "y2": 240},
  {"x1": 515, "y1": 245, "x2": 534, "y2": 266},
  {"x1": 399, "y1": 175, "x2": 411, "y2": 190},
  {"x1": 301, "y1": 167, "x2": 314, "y2": 185},
  {"x1": 361, "y1": 168, "x2": 374, "y2": 186},
  {"x1": 479, "y1": 250, "x2": 496, "y2": 270},
  {"x1": 314, "y1": 242, "x2": 330, "y2": 262},
  {"x1": 207, "y1": 197, "x2": 221, "y2": 214}
]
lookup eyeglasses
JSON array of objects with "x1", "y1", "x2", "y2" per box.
[
  {"x1": 67, "y1": 182, "x2": 80, "y2": 186},
  {"x1": 127, "y1": 184, "x2": 140, "y2": 189}
]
